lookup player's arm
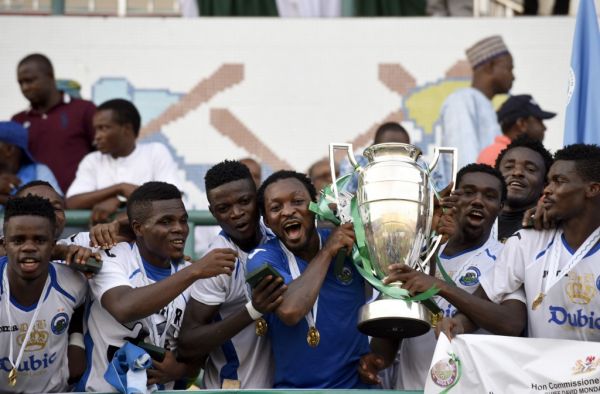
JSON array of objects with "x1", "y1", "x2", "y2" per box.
[
  {"x1": 358, "y1": 337, "x2": 401, "y2": 385},
  {"x1": 100, "y1": 249, "x2": 237, "y2": 324},
  {"x1": 67, "y1": 304, "x2": 86, "y2": 383},
  {"x1": 66, "y1": 184, "x2": 133, "y2": 209},
  {"x1": 177, "y1": 275, "x2": 285, "y2": 362},
  {"x1": 274, "y1": 223, "x2": 355, "y2": 326}
]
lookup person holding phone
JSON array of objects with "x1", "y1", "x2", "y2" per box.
[{"x1": 177, "y1": 161, "x2": 286, "y2": 389}]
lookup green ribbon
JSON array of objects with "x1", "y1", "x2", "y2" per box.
[
  {"x1": 440, "y1": 352, "x2": 462, "y2": 393},
  {"x1": 436, "y1": 255, "x2": 456, "y2": 287}
]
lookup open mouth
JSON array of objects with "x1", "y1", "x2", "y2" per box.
[
  {"x1": 283, "y1": 221, "x2": 303, "y2": 241},
  {"x1": 466, "y1": 209, "x2": 485, "y2": 224},
  {"x1": 19, "y1": 257, "x2": 40, "y2": 273},
  {"x1": 169, "y1": 239, "x2": 185, "y2": 250},
  {"x1": 235, "y1": 221, "x2": 250, "y2": 232},
  {"x1": 507, "y1": 180, "x2": 526, "y2": 190}
]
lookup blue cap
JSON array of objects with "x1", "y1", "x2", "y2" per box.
[{"x1": 0, "y1": 121, "x2": 35, "y2": 164}]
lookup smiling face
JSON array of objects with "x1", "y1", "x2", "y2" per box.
[
  {"x1": 455, "y1": 172, "x2": 503, "y2": 240},
  {"x1": 498, "y1": 147, "x2": 546, "y2": 211},
  {"x1": 208, "y1": 178, "x2": 259, "y2": 249},
  {"x1": 543, "y1": 160, "x2": 589, "y2": 223},
  {"x1": 4, "y1": 215, "x2": 55, "y2": 282},
  {"x1": 263, "y1": 177, "x2": 316, "y2": 254},
  {"x1": 133, "y1": 199, "x2": 189, "y2": 266}
]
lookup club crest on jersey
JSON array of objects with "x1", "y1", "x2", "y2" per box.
[
  {"x1": 17, "y1": 320, "x2": 48, "y2": 351},
  {"x1": 336, "y1": 266, "x2": 353, "y2": 285},
  {"x1": 566, "y1": 274, "x2": 597, "y2": 304},
  {"x1": 458, "y1": 266, "x2": 481, "y2": 286},
  {"x1": 51, "y1": 313, "x2": 69, "y2": 335}
]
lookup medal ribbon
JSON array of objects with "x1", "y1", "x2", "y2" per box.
[
  {"x1": 538, "y1": 226, "x2": 600, "y2": 301},
  {"x1": 280, "y1": 236, "x2": 322, "y2": 331},
  {"x1": 2, "y1": 265, "x2": 51, "y2": 381}
]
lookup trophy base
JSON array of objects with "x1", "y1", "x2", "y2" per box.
[{"x1": 357, "y1": 299, "x2": 432, "y2": 339}]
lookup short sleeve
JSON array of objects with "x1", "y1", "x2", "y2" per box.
[
  {"x1": 88, "y1": 244, "x2": 134, "y2": 302},
  {"x1": 190, "y1": 236, "x2": 234, "y2": 305},
  {"x1": 479, "y1": 231, "x2": 527, "y2": 304},
  {"x1": 66, "y1": 153, "x2": 98, "y2": 197},
  {"x1": 53, "y1": 263, "x2": 89, "y2": 308},
  {"x1": 57, "y1": 232, "x2": 92, "y2": 248},
  {"x1": 246, "y1": 246, "x2": 292, "y2": 285}
]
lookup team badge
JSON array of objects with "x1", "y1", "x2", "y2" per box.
[
  {"x1": 458, "y1": 266, "x2": 481, "y2": 286},
  {"x1": 51, "y1": 313, "x2": 69, "y2": 335},
  {"x1": 336, "y1": 266, "x2": 353, "y2": 285}
]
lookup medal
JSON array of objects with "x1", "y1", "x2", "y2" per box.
[
  {"x1": 532, "y1": 292, "x2": 545, "y2": 310},
  {"x1": 8, "y1": 368, "x2": 16, "y2": 386},
  {"x1": 307, "y1": 326, "x2": 320, "y2": 348},
  {"x1": 255, "y1": 317, "x2": 268, "y2": 336},
  {"x1": 430, "y1": 312, "x2": 444, "y2": 328}
]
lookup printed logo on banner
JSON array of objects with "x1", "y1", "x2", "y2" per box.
[
  {"x1": 430, "y1": 357, "x2": 458, "y2": 387},
  {"x1": 573, "y1": 355, "x2": 600, "y2": 374}
]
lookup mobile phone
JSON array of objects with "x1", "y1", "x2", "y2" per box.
[
  {"x1": 246, "y1": 263, "x2": 283, "y2": 288},
  {"x1": 135, "y1": 341, "x2": 166, "y2": 362},
  {"x1": 68, "y1": 258, "x2": 102, "y2": 275}
]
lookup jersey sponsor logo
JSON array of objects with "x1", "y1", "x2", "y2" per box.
[
  {"x1": 566, "y1": 274, "x2": 597, "y2": 305},
  {"x1": 548, "y1": 306, "x2": 600, "y2": 330},
  {"x1": 335, "y1": 266, "x2": 353, "y2": 285},
  {"x1": 17, "y1": 320, "x2": 48, "y2": 351},
  {"x1": 0, "y1": 352, "x2": 57, "y2": 372},
  {"x1": 0, "y1": 325, "x2": 18, "y2": 333},
  {"x1": 458, "y1": 266, "x2": 481, "y2": 286},
  {"x1": 51, "y1": 313, "x2": 69, "y2": 335}
]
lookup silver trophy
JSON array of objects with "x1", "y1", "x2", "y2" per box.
[{"x1": 329, "y1": 142, "x2": 456, "y2": 338}]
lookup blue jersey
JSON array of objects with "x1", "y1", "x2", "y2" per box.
[{"x1": 246, "y1": 228, "x2": 369, "y2": 388}]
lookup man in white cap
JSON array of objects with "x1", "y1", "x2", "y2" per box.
[{"x1": 438, "y1": 35, "x2": 515, "y2": 184}]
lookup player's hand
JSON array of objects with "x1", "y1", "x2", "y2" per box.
[
  {"x1": 63, "y1": 245, "x2": 102, "y2": 279},
  {"x1": 522, "y1": 196, "x2": 554, "y2": 230},
  {"x1": 358, "y1": 353, "x2": 385, "y2": 385},
  {"x1": 90, "y1": 220, "x2": 133, "y2": 248},
  {"x1": 0, "y1": 173, "x2": 21, "y2": 195},
  {"x1": 119, "y1": 183, "x2": 139, "y2": 198},
  {"x1": 91, "y1": 197, "x2": 121, "y2": 224},
  {"x1": 147, "y1": 350, "x2": 187, "y2": 385},
  {"x1": 435, "y1": 317, "x2": 464, "y2": 340},
  {"x1": 322, "y1": 223, "x2": 355, "y2": 258},
  {"x1": 383, "y1": 263, "x2": 444, "y2": 295},
  {"x1": 192, "y1": 248, "x2": 237, "y2": 279},
  {"x1": 251, "y1": 275, "x2": 287, "y2": 314}
]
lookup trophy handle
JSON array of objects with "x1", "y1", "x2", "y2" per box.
[
  {"x1": 428, "y1": 147, "x2": 458, "y2": 190},
  {"x1": 329, "y1": 143, "x2": 360, "y2": 204}
]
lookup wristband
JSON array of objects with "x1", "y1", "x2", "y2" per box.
[
  {"x1": 69, "y1": 332, "x2": 85, "y2": 349},
  {"x1": 245, "y1": 301, "x2": 263, "y2": 320}
]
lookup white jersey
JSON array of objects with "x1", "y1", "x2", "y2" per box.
[
  {"x1": 79, "y1": 242, "x2": 191, "y2": 392},
  {"x1": 481, "y1": 228, "x2": 600, "y2": 341},
  {"x1": 57, "y1": 231, "x2": 92, "y2": 249},
  {"x1": 397, "y1": 234, "x2": 503, "y2": 390},
  {"x1": 0, "y1": 259, "x2": 87, "y2": 393},
  {"x1": 189, "y1": 223, "x2": 275, "y2": 389}
]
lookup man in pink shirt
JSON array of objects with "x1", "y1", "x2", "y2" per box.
[{"x1": 477, "y1": 94, "x2": 555, "y2": 166}]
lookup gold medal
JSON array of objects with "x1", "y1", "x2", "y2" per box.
[
  {"x1": 430, "y1": 312, "x2": 444, "y2": 328},
  {"x1": 307, "y1": 326, "x2": 320, "y2": 348},
  {"x1": 8, "y1": 368, "x2": 16, "y2": 386},
  {"x1": 532, "y1": 292, "x2": 545, "y2": 310},
  {"x1": 255, "y1": 318, "x2": 268, "y2": 337}
]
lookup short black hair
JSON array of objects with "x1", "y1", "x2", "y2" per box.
[
  {"x1": 18, "y1": 53, "x2": 54, "y2": 77},
  {"x1": 127, "y1": 182, "x2": 182, "y2": 224},
  {"x1": 257, "y1": 170, "x2": 317, "y2": 215},
  {"x1": 15, "y1": 180, "x2": 56, "y2": 196},
  {"x1": 97, "y1": 99, "x2": 142, "y2": 136},
  {"x1": 374, "y1": 122, "x2": 410, "y2": 144},
  {"x1": 4, "y1": 195, "x2": 56, "y2": 232},
  {"x1": 456, "y1": 163, "x2": 507, "y2": 202},
  {"x1": 205, "y1": 160, "x2": 254, "y2": 194},
  {"x1": 554, "y1": 144, "x2": 600, "y2": 182},
  {"x1": 495, "y1": 135, "x2": 554, "y2": 176}
]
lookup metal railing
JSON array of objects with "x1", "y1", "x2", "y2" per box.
[{"x1": 0, "y1": 0, "x2": 180, "y2": 15}]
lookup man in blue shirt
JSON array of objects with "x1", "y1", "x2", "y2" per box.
[{"x1": 247, "y1": 170, "x2": 370, "y2": 388}]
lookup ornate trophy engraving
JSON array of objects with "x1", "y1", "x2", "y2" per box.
[{"x1": 329, "y1": 142, "x2": 456, "y2": 338}]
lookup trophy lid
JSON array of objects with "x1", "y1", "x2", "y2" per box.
[{"x1": 363, "y1": 143, "x2": 422, "y2": 163}]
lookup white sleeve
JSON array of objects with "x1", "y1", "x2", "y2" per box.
[
  {"x1": 66, "y1": 153, "x2": 99, "y2": 198},
  {"x1": 151, "y1": 143, "x2": 185, "y2": 189},
  {"x1": 479, "y1": 232, "x2": 526, "y2": 304},
  {"x1": 53, "y1": 263, "x2": 89, "y2": 308},
  {"x1": 189, "y1": 236, "x2": 233, "y2": 305},
  {"x1": 88, "y1": 244, "x2": 134, "y2": 302},
  {"x1": 57, "y1": 232, "x2": 92, "y2": 248}
]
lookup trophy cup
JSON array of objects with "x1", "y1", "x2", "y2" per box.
[{"x1": 329, "y1": 142, "x2": 456, "y2": 339}]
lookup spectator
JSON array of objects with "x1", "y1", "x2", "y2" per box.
[
  {"x1": 0, "y1": 121, "x2": 61, "y2": 208},
  {"x1": 66, "y1": 99, "x2": 184, "y2": 224},
  {"x1": 339, "y1": 122, "x2": 410, "y2": 194},
  {"x1": 0, "y1": 195, "x2": 87, "y2": 393},
  {"x1": 308, "y1": 158, "x2": 335, "y2": 193},
  {"x1": 477, "y1": 94, "x2": 555, "y2": 166},
  {"x1": 78, "y1": 181, "x2": 237, "y2": 392},
  {"x1": 439, "y1": 36, "x2": 514, "y2": 184},
  {"x1": 247, "y1": 171, "x2": 369, "y2": 388},
  {"x1": 178, "y1": 160, "x2": 284, "y2": 389},
  {"x1": 11, "y1": 53, "x2": 96, "y2": 192},
  {"x1": 240, "y1": 157, "x2": 262, "y2": 187}
]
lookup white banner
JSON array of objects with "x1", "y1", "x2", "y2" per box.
[{"x1": 426, "y1": 334, "x2": 600, "y2": 394}]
